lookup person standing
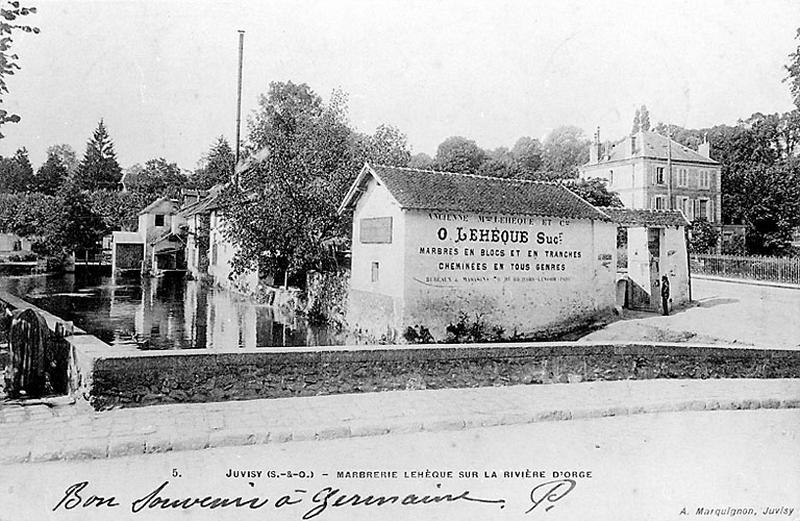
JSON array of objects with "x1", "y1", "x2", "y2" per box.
[{"x1": 661, "y1": 275, "x2": 670, "y2": 316}]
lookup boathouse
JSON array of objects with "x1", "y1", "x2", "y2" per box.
[{"x1": 338, "y1": 164, "x2": 618, "y2": 341}]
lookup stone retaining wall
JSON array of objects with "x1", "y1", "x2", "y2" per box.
[{"x1": 89, "y1": 342, "x2": 800, "y2": 410}]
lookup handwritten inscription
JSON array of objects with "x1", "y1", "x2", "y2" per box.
[{"x1": 52, "y1": 478, "x2": 582, "y2": 518}]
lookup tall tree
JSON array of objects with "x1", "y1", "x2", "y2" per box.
[
  {"x1": 73, "y1": 119, "x2": 123, "y2": 190},
  {"x1": 542, "y1": 125, "x2": 589, "y2": 178},
  {"x1": 354, "y1": 124, "x2": 411, "y2": 167},
  {"x1": 0, "y1": 1, "x2": 38, "y2": 137},
  {"x1": 477, "y1": 146, "x2": 518, "y2": 178},
  {"x1": 510, "y1": 136, "x2": 544, "y2": 176},
  {"x1": 639, "y1": 105, "x2": 651, "y2": 131},
  {"x1": 33, "y1": 151, "x2": 68, "y2": 194},
  {"x1": 46, "y1": 144, "x2": 78, "y2": 174},
  {"x1": 631, "y1": 107, "x2": 641, "y2": 134},
  {"x1": 223, "y1": 83, "x2": 357, "y2": 279},
  {"x1": 0, "y1": 147, "x2": 33, "y2": 192},
  {"x1": 192, "y1": 136, "x2": 234, "y2": 190},
  {"x1": 125, "y1": 157, "x2": 186, "y2": 199},
  {"x1": 432, "y1": 136, "x2": 486, "y2": 174},
  {"x1": 786, "y1": 27, "x2": 800, "y2": 110}
]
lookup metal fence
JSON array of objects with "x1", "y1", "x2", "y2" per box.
[{"x1": 691, "y1": 254, "x2": 800, "y2": 284}]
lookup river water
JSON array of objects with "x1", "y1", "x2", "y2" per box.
[{"x1": 0, "y1": 273, "x2": 346, "y2": 349}]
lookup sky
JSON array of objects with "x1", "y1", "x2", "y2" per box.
[{"x1": 2, "y1": 0, "x2": 800, "y2": 171}]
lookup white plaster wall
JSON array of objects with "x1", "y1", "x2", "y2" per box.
[
  {"x1": 208, "y1": 211, "x2": 258, "y2": 293},
  {"x1": 661, "y1": 227, "x2": 690, "y2": 306},
  {"x1": 347, "y1": 179, "x2": 406, "y2": 339},
  {"x1": 400, "y1": 210, "x2": 617, "y2": 339}
]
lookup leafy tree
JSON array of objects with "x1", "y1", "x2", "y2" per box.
[
  {"x1": 124, "y1": 158, "x2": 186, "y2": 199},
  {"x1": 88, "y1": 189, "x2": 154, "y2": 231},
  {"x1": 0, "y1": 1, "x2": 39, "y2": 137},
  {"x1": 510, "y1": 136, "x2": 544, "y2": 175},
  {"x1": 0, "y1": 147, "x2": 33, "y2": 192},
  {"x1": 222, "y1": 82, "x2": 358, "y2": 279},
  {"x1": 563, "y1": 178, "x2": 623, "y2": 207},
  {"x1": 542, "y1": 125, "x2": 589, "y2": 178},
  {"x1": 46, "y1": 144, "x2": 78, "y2": 174},
  {"x1": 192, "y1": 136, "x2": 234, "y2": 190},
  {"x1": 786, "y1": 27, "x2": 800, "y2": 110},
  {"x1": 432, "y1": 136, "x2": 486, "y2": 174},
  {"x1": 477, "y1": 147, "x2": 518, "y2": 178},
  {"x1": 54, "y1": 184, "x2": 106, "y2": 254},
  {"x1": 353, "y1": 124, "x2": 411, "y2": 167},
  {"x1": 32, "y1": 150, "x2": 68, "y2": 194},
  {"x1": 736, "y1": 159, "x2": 800, "y2": 255},
  {"x1": 688, "y1": 218, "x2": 719, "y2": 254},
  {"x1": 631, "y1": 107, "x2": 641, "y2": 134},
  {"x1": 408, "y1": 152, "x2": 433, "y2": 169},
  {"x1": 639, "y1": 104, "x2": 651, "y2": 131},
  {"x1": 73, "y1": 119, "x2": 123, "y2": 190}
]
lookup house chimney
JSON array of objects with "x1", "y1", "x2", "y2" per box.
[{"x1": 698, "y1": 133, "x2": 711, "y2": 159}]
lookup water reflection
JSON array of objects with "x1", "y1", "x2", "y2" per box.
[{"x1": 0, "y1": 273, "x2": 345, "y2": 349}]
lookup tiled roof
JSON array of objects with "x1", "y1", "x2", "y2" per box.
[
  {"x1": 179, "y1": 184, "x2": 226, "y2": 217},
  {"x1": 138, "y1": 197, "x2": 179, "y2": 215},
  {"x1": 597, "y1": 207, "x2": 689, "y2": 227},
  {"x1": 603, "y1": 131, "x2": 719, "y2": 165},
  {"x1": 339, "y1": 164, "x2": 610, "y2": 221}
]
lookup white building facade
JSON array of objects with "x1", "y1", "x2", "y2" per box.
[{"x1": 339, "y1": 164, "x2": 619, "y2": 341}]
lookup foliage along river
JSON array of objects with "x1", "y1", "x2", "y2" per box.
[{"x1": 0, "y1": 272, "x2": 346, "y2": 350}]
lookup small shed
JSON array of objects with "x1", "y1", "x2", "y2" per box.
[
  {"x1": 338, "y1": 163, "x2": 619, "y2": 341},
  {"x1": 598, "y1": 207, "x2": 690, "y2": 312}
]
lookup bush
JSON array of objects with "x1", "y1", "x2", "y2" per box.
[{"x1": 7, "y1": 252, "x2": 37, "y2": 262}]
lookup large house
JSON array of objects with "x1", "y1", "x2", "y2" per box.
[{"x1": 580, "y1": 130, "x2": 722, "y2": 223}]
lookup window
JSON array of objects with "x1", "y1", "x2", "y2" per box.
[
  {"x1": 678, "y1": 168, "x2": 688, "y2": 187},
  {"x1": 699, "y1": 170, "x2": 710, "y2": 189},
  {"x1": 655, "y1": 166, "x2": 665, "y2": 185},
  {"x1": 211, "y1": 243, "x2": 217, "y2": 265},
  {"x1": 608, "y1": 170, "x2": 614, "y2": 186},
  {"x1": 653, "y1": 196, "x2": 667, "y2": 210},
  {"x1": 698, "y1": 199, "x2": 709, "y2": 220},
  {"x1": 677, "y1": 196, "x2": 691, "y2": 218},
  {"x1": 154, "y1": 214, "x2": 165, "y2": 226},
  {"x1": 371, "y1": 262, "x2": 379, "y2": 282}
]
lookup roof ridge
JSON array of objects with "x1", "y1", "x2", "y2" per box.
[{"x1": 370, "y1": 164, "x2": 559, "y2": 186}]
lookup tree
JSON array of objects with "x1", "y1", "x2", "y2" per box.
[
  {"x1": 563, "y1": 178, "x2": 623, "y2": 207},
  {"x1": 88, "y1": 189, "x2": 154, "y2": 231},
  {"x1": 786, "y1": 27, "x2": 800, "y2": 110},
  {"x1": 222, "y1": 83, "x2": 358, "y2": 280},
  {"x1": 46, "y1": 144, "x2": 78, "y2": 174},
  {"x1": 477, "y1": 147, "x2": 518, "y2": 178},
  {"x1": 639, "y1": 105, "x2": 651, "y2": 131},
  {"x1": 0, "y1": 1, "x2": 39, "y2": 137},
  {"x1": 32, "y1": 151, "x2": 68, "y2": 194},
  {"x1": 432, "y1": 136, "x2": 486, "y2": 174},
  {"x1": 408, "y1": 152, "x2": 433, "y2": 170},
  {"x1": 354, "y1": 124, "x2": 411, "y2": 167},
  {"x1": 0, "y1": 147, "x2": 33, "y2": 192},
  {"x1": 542, "y1": 125, "x2": 589, "y2": 178},
  {"x1": 192, "y1": 136, "x2": 234, "y2": 190},
  {"x1": 54, "y1": 184, "x2": 106, "y2": 254},
  {"x1": 688, "y1": 218, "x2": 719, "y2": 254},
  {"x1": 510, "y1": 136, "x2": 544, "y2": 175},
  {"x1": 73, "y1": 119, "x2": 123, "y2": 190},
  {"x1": 631, "y1": 107, "x2": 641, "y2": 134},
  {"x1": 125, "y1": 158, "x2": 186, "y2": 199}
]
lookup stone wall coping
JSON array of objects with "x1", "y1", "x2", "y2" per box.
[{"x1": 88, "y1": 340, "x2": 798, "y2": 363}]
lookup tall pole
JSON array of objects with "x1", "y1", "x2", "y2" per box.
[
  {"x1": 234, "y1": 30, "x2": 245, "y2": 187},
  {"x1": 666, "y1": 124, "x2": 673, "y2": 210}
]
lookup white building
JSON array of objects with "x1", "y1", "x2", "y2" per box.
[
  {"x1": 599, "y1": 207, "x2": 690, "y2": 313},
  {"x1": 338, "y1": 164, "x2": 618, "y2": 341},
  {"x1": 580, "y1": 130, "x2": 722, "y2": 223}
]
